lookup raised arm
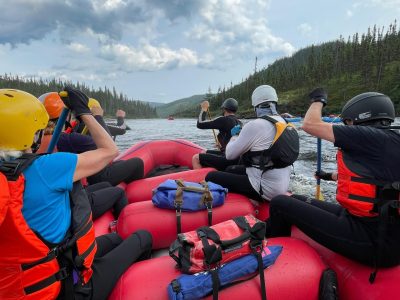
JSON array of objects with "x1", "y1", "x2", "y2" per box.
[
  {"x1": 302, "y1": 88, "x2": 335, "y2": 143},
  {"x1": 60, "y1": 87, "x2": 119, "y2": 182}
]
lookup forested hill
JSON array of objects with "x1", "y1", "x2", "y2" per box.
[
  {"x1": 207, "y1": 21, "x2": 400, "y2": 117},
  {"x1": 0, "y1": 76, "x2": 157, "y2": 118}
]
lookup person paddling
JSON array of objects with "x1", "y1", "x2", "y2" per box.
[
  {"x1": 192, "y1": 98, "x2": 242, "y2": 170},
  {"x1": 37, "y1": 92, "x2": 144, "y2": 186},
  {"x1": 265, "y1": 88, "x2": 400, "y2": 281},
  {"x1": 205, "y1": 85, "x2": 297, "y2": 201},
  {"x1": 0, "y1": 88, "x2": 152, "y2": 300}
]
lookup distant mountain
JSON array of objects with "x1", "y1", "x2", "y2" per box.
[
  {"x1": 147, "y1": 101, "x2": 166, "y2": 108},
  {"x1": 156, "y1": 94, "x2": 207, "y2": 118}
]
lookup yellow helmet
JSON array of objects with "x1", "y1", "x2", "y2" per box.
[
  {"x1": 0, "y1": 89, "x2": 49, "y2": 151},
  {"x1": 88, "y1": 98, "x2": 101, "y2": 109}
]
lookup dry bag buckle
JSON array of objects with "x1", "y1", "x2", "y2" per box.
[{"x1": 250, "y1": 240, "x2": 263, "y2": 254}]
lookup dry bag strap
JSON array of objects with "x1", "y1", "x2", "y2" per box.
[
  {"x1": 174, "y1": 180, "x2": 215, "y2": 234},
  {"x1": 174, "y1": 180, "x2": 184, "y2": 234},
  {"x1": 235, "y1": 216, "x2": 267, "y2": 300},
  {"x1": 197, "y1": 229, "x2": 222, "y2": 267},
  {"x1": 210, "y1": 268, "x2": 220, "y2": 300},
  {"x1": 200, "y1": 181, "x2": 213, "y2": 226}
]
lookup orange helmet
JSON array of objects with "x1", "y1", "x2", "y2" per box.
[{"x1": 38, "y1": 92, "x2": 65, "y2": 119}]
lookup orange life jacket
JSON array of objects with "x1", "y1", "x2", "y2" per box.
[
  {"x1": 0, "y1": 154, "x2": 97, "y2": 300},
  {"x1": 336, "y1": 150, "x2": 400, "y2": 217}
]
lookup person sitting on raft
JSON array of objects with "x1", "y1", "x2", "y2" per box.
[
  {"x1": 192, "y1": 98, "x2": 242, "y2": 171},
  {"x1": 37, "y1": 93, "x2": 128, "y2": 220},
  {"x1": 265, "y1": 88, "x2": 400, "y2": 280},
  {"x1": 37, "y1": 92, "x2": 144, "y2": 187},
  {"x1": 0, "y1": 87, "x2": 152, "y2": 300},
  {"x1": 205, "y1": 85, "x2": 292, "y2": 202}
]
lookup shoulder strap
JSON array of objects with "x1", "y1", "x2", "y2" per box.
[{"x1": 0, "y1": 153, "x2": 40, "y2": 181}]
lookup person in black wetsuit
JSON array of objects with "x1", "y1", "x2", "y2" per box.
[
  {"x1": 58, "y1": 102, "x2": 144, "y2": 187},
  {"x1": 265, "y1": 88, "x2": 400, "y2": 279},
  {"x1": 192, "y1": 98, "x2": 242, "y2": 171},
  {"x1": 38, "y1": 92, "x2": 131, "y2": 219}
]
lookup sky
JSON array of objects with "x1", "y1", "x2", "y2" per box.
[{"x1": 1, "y1": 0, "x2": 399, "y2": 103}]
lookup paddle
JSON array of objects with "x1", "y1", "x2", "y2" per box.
[
  {"x1": 315, "y1": 114, "x2": 341, "y2": 200},
  {"x1": 315, "y1": 138, "x2": 324, "y2": 200},
  {"x1": 207, "y1": 108, "x2": 222, "y2": 150},
  {"x1": 46, "y1": 92, "x2": 70, "y2": 153}
]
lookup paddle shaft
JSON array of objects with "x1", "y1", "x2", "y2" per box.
[
  {"x1": 207, "y1": 109, "x2": 222, "y2": 149},
  {"x1": 316, "y1": 138, "x2": 322, "y2": 200},
  {"x1": 46, "y1": 107, "x2": 69, "y2": 153}
]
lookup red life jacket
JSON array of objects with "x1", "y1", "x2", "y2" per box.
[
  {"x1": 0, "y1": 154, "x2": 97, "y2": 300},
  {"x1": 336, "y1": 150, "x2": 400, "y2": 217}
]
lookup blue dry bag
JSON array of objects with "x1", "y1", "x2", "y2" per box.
[
  {"x1": 167, "y1": 245, "x2": 283, "y2": 300},
  {"x1": 152, "y1": 179, "x2": 227, "y2": 233}
]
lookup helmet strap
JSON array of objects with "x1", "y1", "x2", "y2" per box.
[{"x1": 31, "y1": 130, "x2": 44, "y2": 153}]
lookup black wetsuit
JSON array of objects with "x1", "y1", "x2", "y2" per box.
[
  {"x1": 266, "y1": 125, "x2": 400, "y2": 267},
  {"x1": 197, "y1": 112, "x2": 241, "y2": 170},
  {"x1": 73, "y1": 231, "x2": 152, "y2": 300},
  {"x1": 85, "y1": 182, "x2": 128, "y2": 220},
  {"x1": 57, "y1": 115, "x2": 144, "y2": 186}
]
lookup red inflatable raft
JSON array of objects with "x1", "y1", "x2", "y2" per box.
[
  {"x1": 256, "y1": 202, "x2": 400, "y2": 300},
  {"x1": 117, "y1": 193, "x2": 256, "y2": 249},
  {"x1": 109, "y1": 237, "x2": 327, "y2": 300},
  {"x1": 115, "y1": 139, "x2": 214, "y2": 203}
]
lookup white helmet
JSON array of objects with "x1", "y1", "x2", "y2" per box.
[{"x1": 251, "y1": 85, "x2": 278, "y2": 107}]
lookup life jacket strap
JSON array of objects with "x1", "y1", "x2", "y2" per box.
[{"x1": 24, "y1": 267, "x2": 69, "y2": 295}]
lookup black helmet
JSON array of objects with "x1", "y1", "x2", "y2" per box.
[
  {"x1": 341, "y1": 92, "x2": 395, "y2": 125},
  {"x1": 221, "y1": 98, "x2": 238, "y2": 112}
]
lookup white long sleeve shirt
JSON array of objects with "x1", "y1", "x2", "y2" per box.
[{"x1": 225, "y1": 116, "x2": 291, "y2": 200}]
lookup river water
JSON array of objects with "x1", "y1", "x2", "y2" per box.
[{"x1": 114, "y1": 118, "x2": 400, "y2": 203}]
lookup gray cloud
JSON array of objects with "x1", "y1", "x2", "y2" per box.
[{"x1": 0, "y1": 0, "x2": 207, "y2": 45}]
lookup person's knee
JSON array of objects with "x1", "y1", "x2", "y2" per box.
[
  {"x1": 269, "y1": 194, "x2": 294, "y2": 211},
  {"x1": 115, "y1": 186, "x2": 126, "y2": 199},
  {"x1": 192, "y1": 154, "x2": 201, "y2": 169},
  {"x1": 133, "y1": 230, "x2": 153, "y2": 251},
  {"x1": 205, "y1": 171, "x2": 217, "y2": 182}
]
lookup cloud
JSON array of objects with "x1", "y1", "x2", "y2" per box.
[
  {"x1": 99, "y1": 42, "x2": 199, "y2": 71},
  {"x1": 0, "y1": 0, "x2": 295, "y2": 73},
  {"x1": 67, "y1": 42, "x2": 90, "y2": 53},
  {"x1": 0, "y1": 0, "x2": 150, "y2": 45},
  {"x1": 186, "y1": 0, "x2": 295, "y2": 66},
  {"x1": 298, "y1": 23, "x2": 313, "y2": 36},
  {"x1": 346, "y1": 9, "x2": 354, "y2": 17}
]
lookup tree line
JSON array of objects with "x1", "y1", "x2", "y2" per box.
[
  {"x1": 0, "y1": 75, "x2": 158, "y2": 118},
  {"x1": 204, "y1": 20, "x2": 400, "y2": 117}
]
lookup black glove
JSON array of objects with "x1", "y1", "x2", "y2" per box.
[
  {"x1": 309, "y1": 88, "x2": 328, "y2": 106},
  {"x1": 60, "y1": 86, "x2": 91, "y2": 118},
  {"x1": 315, "y1": 170, "x2": 333, "y2": 181}
]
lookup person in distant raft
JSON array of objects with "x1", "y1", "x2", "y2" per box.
[
  {"x1": 0, "y1": 88, "x2": 152, "y2": 300},
  {"x1": 205, "y1": 85, "x2": 299, "y2": 201},
  {"x1": 265, "y1": 88, "x2": 400, "y2": 281},
  {"x1": 192, "y1": 98, "x2": 242, "y2": 171}
]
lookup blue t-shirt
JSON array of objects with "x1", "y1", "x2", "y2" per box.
[{"x1": 22, "y1": 152, "x2": 78, "y2": 244}]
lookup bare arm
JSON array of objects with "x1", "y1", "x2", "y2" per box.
[
  {"x1": 73, "y1": 115, "x2": 119, "y2": 182},
  {"x1": 302, "y1": 102, "x2": 335, "y2": 143}
]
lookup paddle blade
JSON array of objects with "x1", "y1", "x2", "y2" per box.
[{"x1": 315, "y1": 185, "x2": 324, "y2": 201}]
